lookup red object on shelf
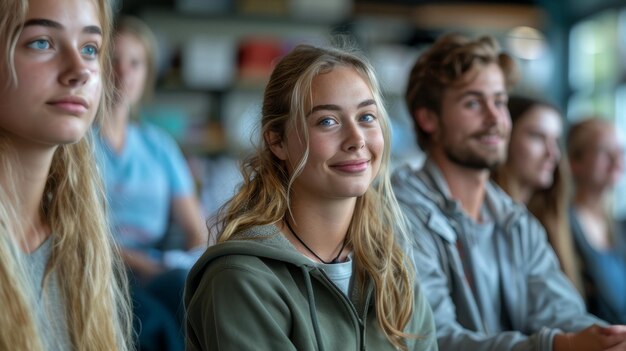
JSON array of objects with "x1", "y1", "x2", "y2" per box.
[{"x1": 238, "y1": 38, "x2": 286, "y2": 84}]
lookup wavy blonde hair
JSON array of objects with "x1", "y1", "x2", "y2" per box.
[
  {"x1": 0, "y1": 0, "x2": 132, "y2": 350},
  {"x1": 213, "y1": 44, "x2": 416, "y2": 350}
]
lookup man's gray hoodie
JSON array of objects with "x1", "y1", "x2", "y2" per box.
[{"x1": 391, "y1": 159, "x2": 605, "y2": 351}]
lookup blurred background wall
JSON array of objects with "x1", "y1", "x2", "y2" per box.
[{"x1": 112, "y1": 0, "x2": 626, "y2": 218}]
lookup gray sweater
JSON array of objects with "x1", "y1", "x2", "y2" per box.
[
  {"x1": 26, "y1": 236, "x2": 71, "y2": 350},
  {"x1": 391, "y1": 159, "x2": 605, "y2": 351}
]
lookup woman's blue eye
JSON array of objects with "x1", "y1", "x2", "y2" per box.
[
  {"x1": 82, "y1": 44, "x2": 98, "y2": 57},
  {"x1": 360, "y1": 114, "x2": 376, "y2": 122},
  {"x1": 319, "y1": 118, "x2": 337, "y2": 126},
  {"x1": 27, "y1": 39, "x2": 50, "y2": 50}
]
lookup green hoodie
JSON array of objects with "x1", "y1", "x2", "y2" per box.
[{"x1": 185, "y1": 224, "x2": 437, "y2": 351}]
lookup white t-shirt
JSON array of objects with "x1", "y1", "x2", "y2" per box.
[{"x1": 319, "y1": 255, "x2": 353, "y2": 296}]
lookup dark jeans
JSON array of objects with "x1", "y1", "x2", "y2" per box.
[{"x1": 131, "y1": 268, "x2": 187, "y2": 351}]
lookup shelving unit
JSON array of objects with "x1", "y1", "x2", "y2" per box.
[
  {"x1": 129, "y1": 1, "x2": 358, "y2": 216},
  {"x1": 123, "y1": 0, "x2": 561, "y2": 215},
  {"x1": 136, "y1": 5, "x2": 345, "y2": 156}
]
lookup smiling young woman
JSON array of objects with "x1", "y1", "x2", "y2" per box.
[
  {"x1": 0, "y1": 0, "x2": 132, "y2": 350},
  {"x1": 184, "y1": 44, "x2": 437, "y2": 351}
]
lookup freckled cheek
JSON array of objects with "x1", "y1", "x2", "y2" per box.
[
  {"x1": 370, "y1": 139, "x2": 385, "y2": 177},
  {"x1": 367, "y1": 129, "x2": 385, "y2": 156},
  {"x1": 86, "y1": 74, "x2": 103, "y2": 104}
]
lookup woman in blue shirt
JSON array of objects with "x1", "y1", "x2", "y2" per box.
[{"x1": 96, "y1": 16, "x2": 206, "y2": 351}]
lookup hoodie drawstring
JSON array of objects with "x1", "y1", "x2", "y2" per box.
[{"x1": 301, "y1": 266, "x2": 325, "y2": 351}]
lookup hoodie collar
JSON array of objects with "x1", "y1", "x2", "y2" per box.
[
  {"x1": 419, "y1": 158, "x2": 525, "y2": 238},
  {"x1": 420, "y1": 158, "x2": 468, "y2": 218},
  {"x1": 204, "y1": 224, "x2": 318, "y2": 268}
]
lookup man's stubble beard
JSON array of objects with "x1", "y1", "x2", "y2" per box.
[{"x1": 444, "y1": 141, "x2": 507, "y2": 171}]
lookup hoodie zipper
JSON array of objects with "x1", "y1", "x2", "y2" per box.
[
  {"x1": 314, "y1": 268, "x2": 365, "y2": 350},
  {"x1": 360, "y1": 287, "x2": 372, "y2": 351}
]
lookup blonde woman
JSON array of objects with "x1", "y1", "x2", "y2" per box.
[
  {"x1": 185, "y1": 44, "x2": 437, "y2": 350},
  {"x1": 0, "y1": 0, "x2": 132, "y2": 350}
]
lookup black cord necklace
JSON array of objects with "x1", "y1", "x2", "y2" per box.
[{"x1": 285, "y1": 218, "x2": 347, "y2": 264}]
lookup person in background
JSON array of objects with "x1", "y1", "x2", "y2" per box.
[
  {"x1": 568, "y1": 117, "x2": 626, "y2": 325},
  {"x1": 96, "y1": 15, "x2": 206, "y2": 351},
  {"x1": 491, "y1": 95, "x2": 583, "y2": 293},
  {"x1": 392, "y1": 32, "x2": 626, "y2": 351},
  {"x1": 0, "y1": 0, "x2": 132, "y2": 349},
  {"x1": 185, "y1": 43, "x2": 437, "y2": 351}
]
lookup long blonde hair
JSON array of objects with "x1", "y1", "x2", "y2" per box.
[
  {"x1": 0, "y1": 0, "x2": 132, "y2": 350},
  {"x1": 212, "y1": 44, "x2": 415, "y2": 350}
]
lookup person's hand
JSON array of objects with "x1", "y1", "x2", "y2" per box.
[
  {"x1": 603, "y1": 325, "x2": 626, "y2": 351},
  {"x1": 554, "y1": 325, "x2": 626, "y2": 351}
]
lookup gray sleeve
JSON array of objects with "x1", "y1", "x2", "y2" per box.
[
  {"x1": 401, "y1": 203, "x2": 558, "y2": 351},
  {"x1": 521, "y1": 215, "x2": 607, "y2": 331}
]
